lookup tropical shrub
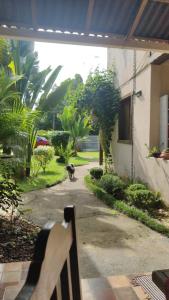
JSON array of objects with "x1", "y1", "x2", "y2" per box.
[
  {"x1": 0, "y1": 179, "x2": 22, "y2": 222},
  {"x1": 0, "y1": 157, "x2": 24, "y2": 179},
  {"x1": 51, "y1": 131, "x2": 70, "y2": 155},
  {"x1": 58, "y1": 105, "x2": 91, "y2": 155},
  {"x1": 33, "y1": 146, "x2": 54, "y2": 173},
  {"x1": 90, "y1": 167, "x2": 103, "y2": 180},
  {"x1": 127, "y1": 183, "x2": 148, "y2": 192},
  {"x1": 56, "y1": 142, "x2": 73, "y2": 164},
  {"x1": 99, "y1": 174, "x2": 126, "y2": 199},
  {"x1": 79, "y1": 69, "x2": 120, "y2": 157},
  {"x1": 125, "y1": 188, "x2": 163, "y2": 210}
]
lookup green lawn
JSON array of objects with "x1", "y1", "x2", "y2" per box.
[
  {"x1": 18, "y1": 152, "x2": 99, "y2": 193},
  {"x1": 18, "y1": 158, "x2": 66, "y2": 193},
  {"x1": 72, "y1": 151, "x2": 99, "y2": 165}
]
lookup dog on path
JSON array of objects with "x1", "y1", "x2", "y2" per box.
[{"x1": 66, "y1": 164, "x2": 75, "y2": 180}]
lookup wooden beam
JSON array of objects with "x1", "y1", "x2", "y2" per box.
[
  {"x1": 0, "y1": 26, "x2": 169, "y2": 52},
  {"x1": 31, "y1": 0, "x2": 37, "y2": 28},
  {"x1": 85, "y1": 0, "x2": 95, "y2": 31},
  {"x1": 127, "y1": 0, "x2": 149, "y2": 38}
]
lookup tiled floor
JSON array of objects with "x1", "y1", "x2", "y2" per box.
[{"x1": 0, "y1": 262, "x2": 148, "y2": 300}]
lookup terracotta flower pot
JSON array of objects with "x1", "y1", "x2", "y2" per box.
[{"x1": 160, "y1": 152, "x2": 169, "y2": 160}]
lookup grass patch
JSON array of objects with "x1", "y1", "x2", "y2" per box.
[
  {"x1": 85, "y1": 175, "x2": 169, "y2": 238},
  {"x1": 18, "y1": 152, "x2": 97, "y2": 193},
  {"x1": 70, "y1": 151, "x2": 99, "y2": 166},
  {"x1": 18, "y1": 158, "x2": 66, "y2": 193},
  {"x1": 77, "y1": 151, "x2": 99, "y2": 161}
]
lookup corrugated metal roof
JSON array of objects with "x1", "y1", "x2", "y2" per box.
[
  {"x1": 0, "y1": 0, "x2": 169, "y2": 50},
  {"x1": 135, "y1": 1, "x2": 169, "y2": 40}
]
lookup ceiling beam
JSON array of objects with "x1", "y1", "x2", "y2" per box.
[
  {"x1": 127, "y1": 0, "x2": 149, "y2": 38},
  {"x1": 85, "y1": 0, "x2": 95, "y2": 31},
  {"x1": 0, "y1": 26, "x2": 169, "y2": 52}
]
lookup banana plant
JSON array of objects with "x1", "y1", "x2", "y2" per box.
[{"x1": 59, "y1": 105, "x2": 91, "y2": 155}]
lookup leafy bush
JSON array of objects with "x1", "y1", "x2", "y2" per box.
[
  {"x1": 85, "y1": 175, "x2": 169, "y2": 238},
  {"x1": 99, "y1": 174, "x2": 126, "y2": 199},
  {"x1": 127, "y1": 183, "x2": 148, "y2": 192},
  {"x1": 33, "y1": 146, "x2": 54, "y2": 173},
  {"x1": 0, "y1": 157, "x2": 24, "y2": 179},
  {"x1": 125, "y1": 188, "x2": 163, "y2": 210},
  {"x1": 51, "y1": 131, "x2": 70, "y2": 155},
  {"x1": 56, "y1": 142, "x2": 73, "y2": 165},
  {"x1": 0, "y1": 179, "x2": 22, "y2": 222},
  {"x1": 90, "y1": 167, "x2": 103, "y2": 180}
]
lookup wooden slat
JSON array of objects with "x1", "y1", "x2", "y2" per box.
[
  {"x1": 127, "y1": 0, "x2": 149, "y2": 38},
  {"x1": 60, "y1": 260, "x2": 72, "y2": 300},
  {"x1": 30, "y1": 223, "x2": 73, "y2": 300},
  {"x1": 152, "y1": 269, "x2": 169, "y2": 294},
  {"x1": 85, "y1": 0, "x2": 95, "y2": 31},
  {"x1": 65, "y1": 207, "x2": 82, "y2": 300}
]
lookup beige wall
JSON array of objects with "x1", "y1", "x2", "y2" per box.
[{"x1": 108, "y1": 47, "x2": 169, "y2": 204}]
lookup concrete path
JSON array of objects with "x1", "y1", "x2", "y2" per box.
[{"x1": 23, "y1": 163, "x2": 169, "y2": 279}]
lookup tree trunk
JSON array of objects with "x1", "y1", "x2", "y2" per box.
[
  {"x1": 26, "y1": 143, "x2": 32, "y2": 177},
  {"x1": 99, "y1": 143, "x2": 103, "y2": 165}
]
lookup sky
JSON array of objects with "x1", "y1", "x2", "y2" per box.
[{"x1": 35, "y1": 42, "x2": 107, "y2": 84}]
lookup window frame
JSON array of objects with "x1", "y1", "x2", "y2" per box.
[{"x1": 118, "y1": 94, "x2": 132, "y2": 144}]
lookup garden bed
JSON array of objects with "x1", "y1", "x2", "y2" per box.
[
  {"x1": 0, "y1": 216, "x2": 40, "y2": 263},
  {"x1": 85, "y1": 175, "x2": 169, "y2": 238}
]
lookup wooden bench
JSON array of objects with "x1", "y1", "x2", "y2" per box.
[
  {"x1": 0, "y1": 205, "x2": 147, "y2": 300},
  {"x1": 152, "y1": 269, "x2": 169, "y2": 299},
  {"x1": 16, "y1": 205, "x2": 82, "y2": 300}
]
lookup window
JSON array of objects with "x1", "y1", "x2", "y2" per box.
[{"x1": 118, "y1": 96, "x2": 131, "y2": 141}]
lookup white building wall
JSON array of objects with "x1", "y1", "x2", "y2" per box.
[{"x1": 108, "y1": 48, "x2": 169, "y2": 204}]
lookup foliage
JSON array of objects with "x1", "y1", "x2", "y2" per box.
[
  {"x1": 10, "y1": 40, "x2": 63, "y2": 109},
  {"x1": 99, "y1": 174, "x2": 126, "y2": 199},
  {"x1": 0, "y1": 67, "x2": 21, "y2": 110},
  {"x1": 145, "y1": 144, "x2": 161, "y2": 158},
  {"x1": 0, "y1": 39, "x2": 11, "y2": 68},
  {"x1": 33, "y1": 146, "x2": 54, "y2": 173},
  {"x1": 85, "y1": 175, "x2": 169, "y2": 238},
  {"x1": 18, "y1": 157, "x2": 67, "y2": 192},
  {"x1": 79, "y1": 69, "x2": 120, "y2": 156},
  {"x1": 0, "y1": 157, "x2": 24, "y2": 179},
  {"x1": 125, "y1": 188, "x2": 163, "y2": 211},
  {"x1": 58, "y1": 105, "x2": 91, "y2": 155},
  {"x1": 126, "y1": 183, "x2": 148, "y2": 192},
  {"x1": 90, "y1": 167, "x2": 103, "y2": 180},
  {"x1": 0, "y1": 179, "x2": 22, "y2": 222},
  {"x1": 56, "y1": 142, "x2": 73, "y2": 165},
  {"x1": 51, "y1": 131, "x2": 70, "y2": 156}
]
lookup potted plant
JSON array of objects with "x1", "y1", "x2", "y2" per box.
[
  {"x1": 145, "y1": 144, "x2": 161, "y2": 158},
  {"x1": 160, "y1": 148, "x2": 169, "y2": 160}
]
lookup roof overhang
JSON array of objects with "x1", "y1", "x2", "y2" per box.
[{"x1": 0, "y1": 0, "x2": 169, "y2": 51}]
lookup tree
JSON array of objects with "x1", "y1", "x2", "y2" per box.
[
  {"x1": 79, "y1": 69, "x2": 120, "y2": 158},
  {"x1": 10, "y1": 40, "x2": 62, "y2": 109},
  {"x1": 58, "y1": 105, "x2": 91, "y2": 155}
]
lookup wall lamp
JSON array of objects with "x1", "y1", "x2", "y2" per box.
[{"x1": 134, "y1": 90, "x2": 142, "y2": 97}]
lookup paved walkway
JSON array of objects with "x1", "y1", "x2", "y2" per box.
[{"x1": 23, "y1": 163, "x2": 169, "y2": 279}]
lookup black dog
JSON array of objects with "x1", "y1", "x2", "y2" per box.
[{"x1": 66, "y1": 164, "x2": 75, "y2": 180}]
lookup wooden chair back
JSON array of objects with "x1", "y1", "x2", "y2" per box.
[{"x1": 16, "y1": 206, "x2": 81, "y2": 300}]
